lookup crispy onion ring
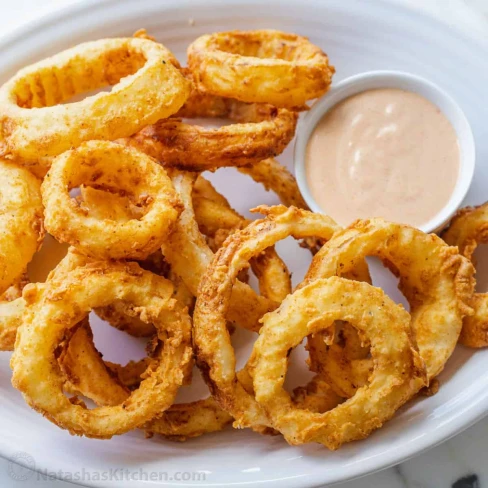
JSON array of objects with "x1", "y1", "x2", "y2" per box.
[
  {"x1": 237, "y1": 157, "x2": 322, "y2": 254},
  {"x1": 121, "y1": 76, "x2": 297, "y2": 171},
  {"x1": 162, "y1": 171, "x2": 276, "y2": 333},
  {"x1": 59, "y1": 321, "x2": 234, "y2": 440},
  {"x1": 248, "y1": 277, "x2": 426, "y2": 449},
  {"x1": 59, "y1": 321, "x2": 131, "y2": 407},
  {"x1": 42, "y1": 141, "x2": 182, "y2": 260},
  {"x1": 11, "y1": 260, "x2": 193, "y2": 438},
  {"x1": 306, "y1": 219, "x2": 475, "y2": 397},
  {"x1": 192, "y1": 176, "x2": 292, "y2": 302},
  {"x1": 193, "y1": 205, "x2": 369, "y2": 431},
  {"x1": 0, "y1": 160, "x2": 44, "y2": 293},
  {"x1": 188, "y1": 30, "x2": 334, "y2": 108},
  {"x1": 442, "y1": 202, "x2": 488, "y2": 347},
  {"x1": 76, "y1": 186, "x2": 179, "y2": 337},
  {"x1": 0, "y1": 38, "x2": 191, "y2": 165}
]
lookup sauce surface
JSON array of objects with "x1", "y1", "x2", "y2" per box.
[{"x1": 305, "y1": 88, "x2": 460, "y2": 227}]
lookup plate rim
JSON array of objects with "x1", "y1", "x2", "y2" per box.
[{"x1": 1, "y1": 1, "x2": 488, "y2": 487}]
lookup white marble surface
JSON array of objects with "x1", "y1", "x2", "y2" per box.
[{"x1": 0, "y1": 0, "x2": 487, "y2": 487}]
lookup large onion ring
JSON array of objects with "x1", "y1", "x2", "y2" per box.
[
  {"x1": 249, "y1": 277, "x2": 426, "y2": 449},
  {"x1": 0, "y1": 38, "x2": 191, "y2": 164},
  {"x1": 0, "y1": 160, "x2": 44, "y2": 294},
  {"x1": 188, "y1": 30, "x2": 334, "y2": 108},
  {"x1": 121, "y1": 76, "x2": 297, "y2": 171},
  {"x1": 193, "y1": 205, "x2": 369, "y2": 431},
  {"x1": 442, "y1": 202, "x2": 488, "y2": 347},
  {"x1": 11, "y1": 260, "x2": 192, "y2": 438},
  {"x1": 42, "y1": 141, "x2": 182, "y2": 260},
  {"x1": 306, "y1": 219, "x2": 475, "y2": 396}
]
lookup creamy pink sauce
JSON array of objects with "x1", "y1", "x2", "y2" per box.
[{"x1": 305, "y1": 88, "x2": 460, "y2": 228}]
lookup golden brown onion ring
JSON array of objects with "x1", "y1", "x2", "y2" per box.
[
  {"x1": 12, "y1": 260, "x2": 193, "y2": 439},
  {"x1": 162, "y1": 171, "x2": 275, "y2": 333},
  {"x1": 238, "y1": 157, "x2": 322, "y2": 254},
  {"x1": 0, "y1": 38, "x2": 191, "y2": 165},
  {"x1": 0, "y1": 160, "x2": 44, "y2": 294},
  {"x1": 42, "y1": 141, "x2": 182, "y2": 260},
  {"x1": 188, "y1": 30, "x2": 334, "y2": 108},
  {"x1": 249, "y1": 277, "x2": 426, "y2": 449},
  {"x1": 193, "y1": 205, "x2": 369, "y2": 432},
  {"x1": 60, "y1": 323, "x2": 234, "y2": 441},
  {"x1": 441, "y1": 202, "x2": 488, "y2": 347},
  {"x1": 192, "y1": 176, "x2": 292, "y2": 302},
  {"x1": 121, "y1": 77, "x2": 297, "y2": 171},
  {"x1": 59, "y1": 321, "x2": 131, "y2": 407},
  {"x1": 306, "y1": 218, "x2": 475, "y2": 396}
]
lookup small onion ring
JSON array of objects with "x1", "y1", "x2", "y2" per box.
[
  {"x1": 248, "y1": 277, "x2": 426, "y2": 449},
  {"x1": 188, "y1": 30, "x2": 334, "y2": 108},
  {"x1": 11, "y1": 260, "x2": 193, "y2": 439},
  {"x1": 193, "y1": 205, "x2": 369, "y2": 431},
  {"x1": 306, "y1": 218, "x2": 475, "y2": 396},
  {"x1": 42, "y1": 140, "x2": 182, "y2": 260},
  {"x1": 442, "y1": 202, "x2": 488, "y2": 347},
  {"x1": 0, "y1": 37, "x2": 191, "y2": 164},
  {"x1": 121, "y1": 74, "x2": 297, "y2": 171}
]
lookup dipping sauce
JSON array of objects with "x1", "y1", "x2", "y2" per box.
[{"x1": 305, "y1": 88, "x2": 460, "y2": 227}]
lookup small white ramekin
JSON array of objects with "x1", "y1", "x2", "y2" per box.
[{"x1": 294, "y1": 70, "x2": 476, "y2": 234}]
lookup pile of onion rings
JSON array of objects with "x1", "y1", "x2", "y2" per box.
[{"x1": 0, "y1": 27, "x2": 479, "y2": 452}]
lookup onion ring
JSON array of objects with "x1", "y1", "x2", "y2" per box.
[
  {"x1": 237, "y1": 157, "x2": 322, "y2": 253},
  {"x1": 161, "y1": 171, "x2": 276, "y2": 333},
  {"x1": 188, "y1": 30, "x2": 334, "y2": 108},
  {"x1": 192, "y1": 176, "x2": 292, "y2": 302},
  {"x1": 0, "y1": 160, "x2": 44, "y2": 294},
  {"x1": 42, "y1": 140, "x2": 182, "y2": 260},
  {"x1": 11, "y1": 260, "x2": 193, "y2": 438},
  {"x1": 441, "y1": 202, "x2": 488, "y2": 347},
  {"x1": 306, "y1": 219, "x2": 475, "y2": 397},
  {"x1": 0, "y1": 37, "x2": 191, "y2": 164},
  {"x1": 58, "y1": 321, "x2": 131, "y2": 407},
  {"x1": 193, "y1": 205, "x2": 369, "y2": 431},
  {"x1": 59, "y1": 322, "x2": 234, "y2": 440},
  {"x1": 248, "y1": 277, "x2": 426, "y2": 449},
  {"x1": 121, "y1": 73, "x2": 297, "y2": 171}
]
